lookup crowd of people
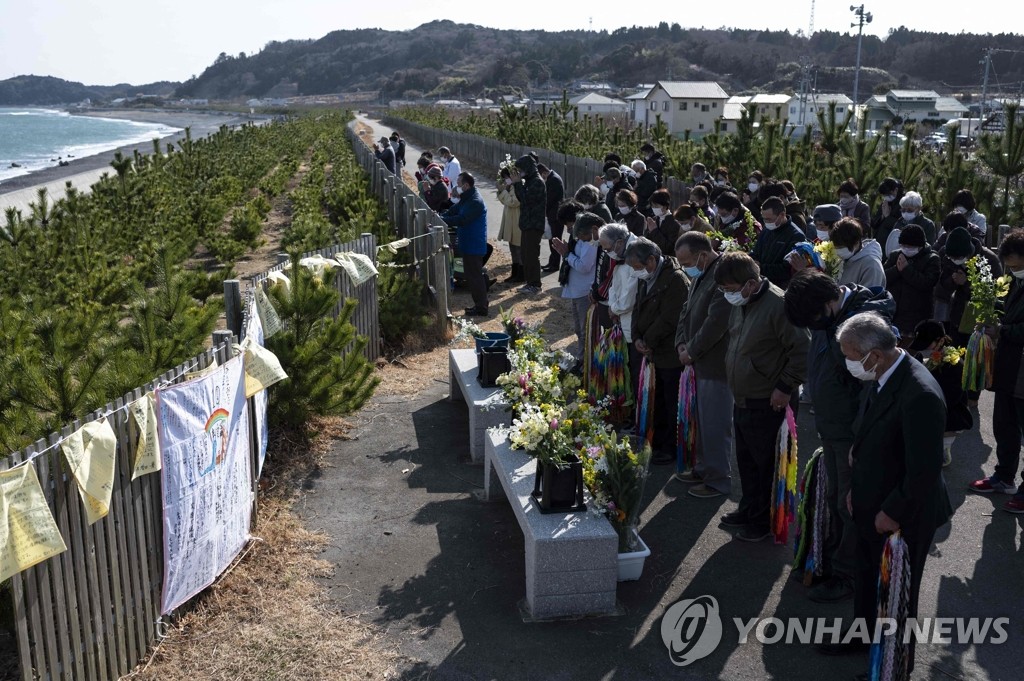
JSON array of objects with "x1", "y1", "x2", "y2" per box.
[{"x1": 380, "y1": 131, "x2": 1023, "y2": 679}]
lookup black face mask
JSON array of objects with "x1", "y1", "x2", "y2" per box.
[{"x1": 806, "y1": 309, "x2": 835, "y2": 331}]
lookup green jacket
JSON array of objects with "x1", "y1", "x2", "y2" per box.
[
  {"x1": 632, "y1": 257, "x2": 689, "y2": 368},
  {"x1": 674, "y1": 255, "x2": 731, "y2": 381},
  {"x1": 725, "y1": 279, "x2": 810, "y2": 406}
]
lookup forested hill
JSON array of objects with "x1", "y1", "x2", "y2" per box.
[
  {"x1": 175, "y1": 21, "x2": 1024, "y2": 101},
  {"x1": 7, "y1": 21, "x2": 1024, "y2": 105}
]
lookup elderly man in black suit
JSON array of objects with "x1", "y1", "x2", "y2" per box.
[{"x1": 823, "y1": 312, "x2": 952, "y2": 678}]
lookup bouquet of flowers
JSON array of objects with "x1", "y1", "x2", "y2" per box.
[
  {"x1": 452, "y1": 316, "x2": 487, "y2": 341},
  {"x1": 708, "y1": 209, "x2": 759, "y2": 253},
  {"x1": 498, "y1": 153, "x2": 516, "y2": 182},
  {"x1": 813, "y1": 240, "x2": 843, "y2": 280},
  {"x1": 922, "y1": 345, "x2": 966, "y2": 371},
  {"x1": 496, "y1": 349, "x2": 581, "y2": 415},
  {"x1": 962, "y1": 256, "x2": 1008, "y2": 390},
  {"x1": 507, "y1": 402, "x2": 574, "y2": 467},
  {"x1": 581, "y1": 432, "x2": 652, "y2": 553}
]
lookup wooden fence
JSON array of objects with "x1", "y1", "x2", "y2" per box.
[
  {"x1": 0, "y1": 234, "x2": 382, "y2": 680},
  {"x1": 381, "y1": 116, "x2": 692, "y2": 207},
  {"x1": 345, "y1": 125, "x2": 451, "y2": 334}
]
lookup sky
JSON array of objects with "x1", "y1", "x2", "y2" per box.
[{"x1": 1, "y1": 0, "x2": 1019, "y2": 86}]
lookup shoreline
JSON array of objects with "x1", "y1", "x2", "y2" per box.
[{"x1": 0, "y1": 109, "x2": 267, "y2": 196}]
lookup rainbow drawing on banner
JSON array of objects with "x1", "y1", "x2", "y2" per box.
[{"x1": 202, "y1": 408, "x2": 231, "y2": 476}]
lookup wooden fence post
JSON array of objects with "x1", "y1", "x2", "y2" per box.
[
  {"x1": 430, "y1": 225, "x2": 450, "y2": 336},
  {"x1": 224, "y1": 280, "x2": 243, "y2": 340},
  {"x1": 212, "y1": 329, "x2": 234, "y2": 349}
]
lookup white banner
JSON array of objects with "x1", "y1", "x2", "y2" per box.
[{"x1": 156, "y1": 354, "x2": 252, "y2": 614}]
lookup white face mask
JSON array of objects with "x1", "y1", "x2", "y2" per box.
[
  {"x1": 680, "y1": 220, "x2": 694, "y2": 232},
  {"x1": 720, "y1": 213, "x2": 735, "y2": 226},
  {"x1": 845, "y1": 352, "x2": 878, "y2": 381},
  {"x1": 652, "y1": 207, "x2": 667, "y2": 218},
  {"x1": 839, "y1": 195, "x2": 858, "y2": 207},
  {"x1": 450, "y1": 197, "x2": 460, "y2": 205},
  {"x1": 582, "y1": 202, "x2": 594, "y2": 209},
  {"x1": 765, "y1": 220, "x2": 781, "y2": 231},
  {"x1": 724, "y1": 289, "x2": 749, "y2": 306},
  {"x1": 606, "y1": 249, "x2": 622, "y2": 261},
  {"x1": 901, "y1": 246, "x2": 921, "y2": 258},
  {"x1": 504, "y1": 178, "x2": 513, "y2": 186},
  {"x1": 816, "y1": 229, "x2": 831, "y2": 241},
  {"x1": 603, "y1": 181, "x2": 613, "y2": 190},
  {"x1": 950, "y1": 256, "x2": 968, "y2": 266},
  {"x1": 633, "y1": 267, "x2": 653, "y2": 280},
  {"x1": 1012, "y1": 268, "x2": 1024, "y2": 280},
  {"x1": 836, "y1": 247, "x2": 854, "y2": 260},
  {"x1": 747, "y1": 182, "x2": 760, "y2": 193},
  {"x1": 901, "y1": 211, "x2": 917, "y2": 222},
  {"x1": 882, "y1": 194, "x2": 895, "y2": 203},
  {"x1": 618, "y1": 206, "x2": 631, "y2": 215},
  {"x1": 954, "y1": 206, "x2": 967, "y2": 214},
  {"x1": 715, "y1": 179, "x2": 727, "y2": 186}
]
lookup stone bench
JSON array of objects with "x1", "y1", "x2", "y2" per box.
[
  {"x1": 448, "y1": 348, "x2": 510, "y2": 463},
  {"x1": 483, "y1": 429, "x2": 619, "y2": 620}
]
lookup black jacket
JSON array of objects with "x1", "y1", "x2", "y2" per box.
[
  {"x1": 544, "y1": 171, "x2": 565, "y2": 229},
  {"x1": 635, "y1": 170, "x2": 659, "y2": 214},
  {"x1": 605, "y1": 179, "x2": 631, "y2": 217},
  {"x1": 646, "y1": 214, "x2": 682, "y2": 256},
  {"x1": 871, "y1": 199, "x2": 901, "y2": 244},
  {"x1": 632, "y1": 258, "x2": 689, "y2": 368},
  {"x1": 424, "y1": 180, "x2": 449, "y2": 212},
  {"x1": 912, "y1": 352, "x2": 973, "y2": 432},
  {"x1": 884, "y1": 246, "x2": 941, "y2": 336},
  {"x1": 375, "y1": 144, "x2": 397, "y2": 174},
  {"x1": 749, "y1": 220, "x2": 806, "y2": 289},
  {"x1": 850, "y1": 354, "x2": 952, "y2": 531},
  {"x1": 393, "y1": 139, "x2": 406, "y2": 166},
  {"x1": 809, "y1": 286, "x2": 896, "y2": 441},
  {"x1": 619, "y1": 209, "x2": 646, "y2": 237},
  {"x1": 514, "y1": 156, "x2": 546, "y2": 232},
  {"x1": 993, "y1": 277, "x2": 1024, "y2": 394},
  {"x1": 645, "y1": 152, "x2": 666, "y2": 186}
]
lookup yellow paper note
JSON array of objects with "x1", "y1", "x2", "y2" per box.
[
  {"x1": 0, "y1": 463, "x2": 68, "y2": 582},
  {"x1": 241, "y1": 337, "x2": 288, "y2": 397},
  {"x1": 267, "y1": 271, "x2": 291, "y2": 296},
  {"x1": 334, "y1": 251, "x2": 379, "y2": 286},
  {"x1": 185, "y1": 357, "x2": 219, "y2": 381},
  {"x1": 129, "y1": 393, "x2": 162, "y2": 480},
  {"x1": 61, "y1": 420, "x2": 117, "y2": 524},
  {"x1": 254, "y1": 285, "x2": 282, "y2": 339}
]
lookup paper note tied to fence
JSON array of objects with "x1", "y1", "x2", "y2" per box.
[
  {"x1": 0, "y1": 464, "x2": 68, "y2": 582},
  {"x1": 241, "y1": 337, "x2": 288, "y2": 397},
  {"x1": 61, "y1": 419, "x2": 117, "y2": 524},
  {"x1": 253, "y1": 285, "x2": 282, "y2": 339},
  {"x1": 130, "y1": 393, "x2": 162, "y2": 480},
  {"x1": 334, "y1": 251, "x2": 378, "y2": 285}
]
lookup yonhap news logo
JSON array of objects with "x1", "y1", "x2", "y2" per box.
[
  {"x1": 660, "y1": 595, "x2": 1010, "y2": 666},
  {"x1": 660, "y1": 595, "x2": 724, "y2": 666}
]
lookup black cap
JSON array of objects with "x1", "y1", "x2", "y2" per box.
[
  {"x1": 909, "y1": 320, "x2": 948, "y2": 352},
  {"x1": 899, "y1": 224, "x2": 926, "y2": 247},
  {"x1": 945, "y1": 227, "x2": 973, "y2": 258}
]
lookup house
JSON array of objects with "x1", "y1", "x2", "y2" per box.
[
  {"x1": 722, "y1": 93, "x2": 792, "y2": 134},
  {"x1": 625, "y1": 85, "x2": 654, "y2": 128},
  {"x1": 859, "y1": 90, "x2": 968, "y2": 131},
  {"x1": 641, "y1": 81, "x2": 730, "y2": 137},
  {"x1": 722, "y1": 96, "x2": 749, "y2": 133},
  {"x1": 786, "y1": 93, "x2": 854, "y2": 132},
  {"x1": 568, "y1": 93, "x2": 629, "y2": 118}
]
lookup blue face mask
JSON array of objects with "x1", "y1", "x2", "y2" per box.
[{"x1": 683, "y1": 265, "x2": 702, "y2": 278}]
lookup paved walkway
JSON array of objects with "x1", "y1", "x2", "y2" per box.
[{"x1": 299, "y1": 115, "x2": 1024, "y2": 681}]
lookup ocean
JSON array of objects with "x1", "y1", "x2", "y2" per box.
[{"x1": 0, "y1": 108, "x2": 181, "y2": 182}]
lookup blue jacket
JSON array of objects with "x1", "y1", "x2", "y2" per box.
[{"x1": 441, "y1": 186, "x2": 488, "y2": 256}]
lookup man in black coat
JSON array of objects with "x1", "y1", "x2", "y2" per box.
[
  {"x1": 389, "y1": 132, "x2": 406, "y2": 169},
  {"x1": 513, "y1": 154, "x2": 547, "y2": 294},
  {"x1": 640, "y1": 142, "x2": 666, "y2": 187},
  {"x1": 373, "y1": 136, "x2": 396, "y2": 175},
  {"x1": 757, "y1": 196, "x2": 806, "y2": 289},
  {"x1": 825, "y1": 312, "x2": 952, "y2": 676},
  {"x1": 970, "y1": 230, "x2": 1024, "y2": 511},
  {"x1": 538, "y1": 164, "x2": 565, "y2": 271},
  {"x1": 784, "y1": 271, "x2": 896, "y2": 604}
]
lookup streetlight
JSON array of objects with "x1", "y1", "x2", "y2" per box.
[{"x1": 850, "y1": 4, "x2": 873, "y2": 110}]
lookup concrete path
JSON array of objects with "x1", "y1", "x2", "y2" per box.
[
  {"x1": 299, "y1": 115, "x2": 1024, "y2": 681},
  {"x1": 0, "y1": 168, "x2": 111, "y2": 215}
]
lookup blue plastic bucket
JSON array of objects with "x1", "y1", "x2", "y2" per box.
[{"x1": 475, "y1": 332, "x2": 511, "y2": 352}]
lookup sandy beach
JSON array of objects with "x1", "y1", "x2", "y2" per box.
[{"x1": 0, "y1": 109, "x2": 268, "y2": 214}]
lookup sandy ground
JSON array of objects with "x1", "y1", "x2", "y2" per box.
[{"x1": 0, "y1": 109, "x2": 264, "y2": 215}]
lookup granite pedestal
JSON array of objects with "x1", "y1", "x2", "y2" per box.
[{"x1": 448, "y1": 349, "x2": 510, "y2": 463}]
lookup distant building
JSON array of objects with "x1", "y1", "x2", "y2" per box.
[
  {"x1": 569, "y1": 93, "x2": 629, "y2": 117},
  {"x1": 787, "y1": 93, "x2": 854, "y2": 133},
  {"x1": 723, "y1": 94, "x2": 792, "y2": 133},
  {"x1": 625, "y1": 85, "x2": 654, "y2": 128},
  {"x1": 859, "y1": 90, "x2": 968, "y2": 131},
  {"x1": 641, "y1": 81, "x2": 730, "y2": 138}
]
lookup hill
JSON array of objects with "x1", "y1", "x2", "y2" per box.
[
  {"x1": 6, "y1": 22, "x2": 1024, "y2": 105},
  {"x1": 0, "y1": 75, "x2": 179, "y2": 106}
]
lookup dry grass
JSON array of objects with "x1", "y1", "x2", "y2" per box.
[{"x1": 126, "y1": 417, "x2": 404, "y2": 681}]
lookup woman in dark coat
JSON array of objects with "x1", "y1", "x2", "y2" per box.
[
  {"x1": 884, "y1": 224, "x2": 941, "y2": 345},
  {"x1": 614, "y1": 188, "x2": 647, "y2": 237},
  {"x1": 644, "y1": 189, "x2": 681, "y2": 255}
]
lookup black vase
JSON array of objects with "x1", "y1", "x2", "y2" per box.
[
  {"x1": 531, "y1": 454, "x2": 586, "y2": 513},
  {"x1": 477, "y1": 346, "x2": 511, "y2": 387}
]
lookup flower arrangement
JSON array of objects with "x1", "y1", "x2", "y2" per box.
[
  {"x1": 814, "y1": 240, "x2": 843, "y2": 280},
  {"x1": 708, "y1": 209, "x2": 759, "y2": 252},
  {"x1": 496, "y1": 349, "x2": 581, "y2": 415},
  {"x1": 922, "y1": 345, "x2": 966, "y2": 371},
  {"x1": 498, "y1": 306, "x2": 542, "y2": 343},
  {"x1": 581, "y1": 432, "x2": 652, "y2": 552},
  {"x1": 498, "y1": 153, "x2": 516, "y2": 182},
  {"x1": 507, "y1": 402, "x2": 573, "y2": 466}
]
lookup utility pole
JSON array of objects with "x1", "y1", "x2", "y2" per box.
[
  {"x1": 850, "y1": 4, "x2": 873, "y2": 109},
  {"x1": 979, "y1": 48, "x2": 992, "y2": 135}
]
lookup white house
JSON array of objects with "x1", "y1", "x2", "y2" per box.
[
  {"x1": 641, "y1": 81, "x2": 729, "y2": 137},
  {"x1": 786, "y1": 93, "x2": 854, "y2": 132},
  {"x1": 568, "y1": 93, "x2": 629, "y2": 118},
  {"x1": 860, "y1": 90, "x2": 969, "y2": 131},
  {"x1": 625, "y1": 85, "x2": 654, "y2": 127}
]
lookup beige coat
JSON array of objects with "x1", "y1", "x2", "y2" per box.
[{"x1": 497, "y1": 185, "x2": 522, "y2": 247}]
